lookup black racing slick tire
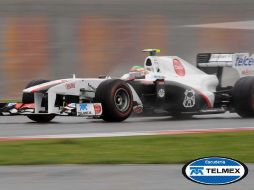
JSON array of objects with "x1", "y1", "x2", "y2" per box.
[
  {"x1": 22, "y1": 79, "x2": 55, "y2": 123},
  {"x1": 95, "y1": 79, "x2": 133, "y2": 122},
  {"x1": 27, "y1": 114, "x2": 56, "y2": 123},
  {"x1": 232, "y1": 76, "x2": 254, "y2": 118}
]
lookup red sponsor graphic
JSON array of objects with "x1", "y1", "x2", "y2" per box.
[
  {"x1": 173, "y1": 59, "x2": 185, "y2": 76},
  {"x1": 65, "y1": 83, "x2": 75, "y2": 90},
  {"x1": 94, "y1": 103, "x2": 102, "y2": 115},
  {"x1": 241, "y1": 69, "x2": 254, "y2": 75},
  {"x1": 15, "y1": 103, "x2": 35, "y2": 109}
]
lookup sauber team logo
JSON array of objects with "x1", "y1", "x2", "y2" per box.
[{"x1": 183, "y1": 89, "x2": 195, "y2": 108}]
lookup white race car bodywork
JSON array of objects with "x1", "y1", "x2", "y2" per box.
[
  {"x1": 2, "y1": 49, "x2": 254, "y2": 122},
  {"x1": 142, "y1": 56, "x2": 218, "y2": 107},
  {"x1": 22, "y1": 53, "x2": 221, "y2": 115},
  {"x1": 121, "y1": 55, "x2": 219, "y2": 109},
  {"x1": 23, "y1": 78, "x2": 142, "y2": 115},
  {"x1": 24, "y1": 78, "x2": 105, "y2": 114}
]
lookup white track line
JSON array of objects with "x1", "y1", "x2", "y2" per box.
[{"x1": 0, "y1": 127, "x2": 254, "y2": 141}]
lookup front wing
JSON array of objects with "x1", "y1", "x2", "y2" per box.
[{"x1": 0, "y1": 103, "x2": 102, "y2": 117}]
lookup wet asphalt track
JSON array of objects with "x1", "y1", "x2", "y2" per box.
[
  {"x1": 0, "y1": 113, "x2": 253, "y2": 137},
  {"x1": 0, "y1": 164, "x2": 253, "y2": 190},
  {"x1": 1, "y1": 0, "x2": 254, "y2": 189},
  {"x1": 1, "y1": 114, "x2": 253, "y2": 190}
]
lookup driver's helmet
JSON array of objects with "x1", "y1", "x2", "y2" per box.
[
  {"x1": 128, "y1": 66, "x2": 146, "y2": 79},
  {"x1": 129, "y1": 66, "x2": 145, "y2": 73}
]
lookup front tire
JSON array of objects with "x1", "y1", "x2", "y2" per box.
[
  {"x1": 27, "y1": 114, "x2": 56, "y2": 123},
  {"x1": 22, "y1": 79, "x2": 50, "y2": 103},
  {"x1": 232, "y1": 76, "x2": 254, "y2": 117},
  {"x1": 95, "y1": 79, "x2": 133, "y2": 122},
  {"x1": 22, "y1": 79, "x2": 55, "y2": 123}
]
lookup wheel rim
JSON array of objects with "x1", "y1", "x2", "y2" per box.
[{"x1": 114, "y1": 88, "x2": 131, "y2": 112}]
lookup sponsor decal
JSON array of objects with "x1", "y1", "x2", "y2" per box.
[
  {"x1": 182, "y1": 157, "x2": 248, "y2": 185},
  {"x1": 77, "y1": 103, "x2": 92, "y2": 116},
  {"x1": 241, "y1": 69, "x2": 254, "y2": 75},
  {"x1": 79, "y1": 104, "x2": 88, "y2": 111},
  {"x1": 209, "y1": 54, "x2": 233, "y2": 62},
  {"x1": 65, "y1": 83, "x2": 75, "y2": 90},
  {"x1": 157, "y1": 88, "x2": 165, "y2": 98},
  {"x1": 173, "y1": 59, "x2": 185, "y2": 76},
  {"x1": 183, "y1": 89, "x2": 195, "y2": 108},
  {"x1": 234, "y1": 53, "x2": 254, "y2": 67},
  {"x1": 233, "y1": 53, "x2": 254, "y2": 77},
  {"x1": 76, "y1": 103, "x2": 102, "y2": 116},
  {"x1": 153, "y1": 75, "x2": 165, "y2": 80},
  {"x1": 93, "y1": 103, "x2": 102, "y2": 115}
]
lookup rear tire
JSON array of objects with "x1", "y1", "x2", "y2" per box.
[
  {"x1": 95, "y1": 79, "x2": 133, "y2": 122},
  {"x1": 232, "y1": 76, "x2": 254, "y2": 117},
  {"x1": 22, "y1": 79, "x2": 55, "y2": 123}
]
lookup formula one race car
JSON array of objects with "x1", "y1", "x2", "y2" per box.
[{"x1": 1, "y1": 49, "x2": 254, "y2": 122}]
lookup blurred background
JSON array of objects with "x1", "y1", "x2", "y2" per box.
[{"x1": 0, "y1": 0, "x2": 254, "y2": 98}]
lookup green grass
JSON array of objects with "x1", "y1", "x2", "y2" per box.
[
  {"x1": 0, "y1": 99, "x2": 21, "y2": 103},
  {"x1": 0, "y1": 132, "x2": 253, "y2": 165}
]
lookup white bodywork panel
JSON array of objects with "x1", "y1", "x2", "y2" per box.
[
  {"x1": 23, "y1": 53, "x2": 229, "y2": 114},
  {"x1": 122, "y1": 55, "x2": 219, "y2": 107},
  {"x1": 24, "y1": 78, "x2": 106, "y2": 114},
  {"x1": 146, "y1": 56, "x2": 218, "y2": 107},
  {"x1": 23, "y1": 78, "x2": 142, "y2": 114}
]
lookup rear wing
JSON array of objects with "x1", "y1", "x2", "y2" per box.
[{"x1": 197, "y1": 53, "x2": 254, "y2": 78}]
